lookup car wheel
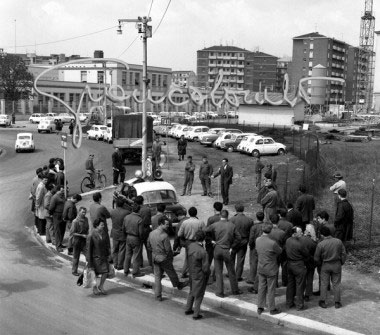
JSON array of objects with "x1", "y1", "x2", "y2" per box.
[
  {"x1": 252, "y1": 150, "x2": 260, "y2": 157},
  {"x1": 38, "y1": 130, "x2": 41, "y2": 133},
  {"x1": 227, "y1": 146, "x2": 234, "y2": 153},
  {"x1": 193, "y1": 136, "x2": 198, "y2": 141},
  {"x1": 95, "y1": 135, "x2": 99, "y2": 141},
  {"x1": 278, "y1": 148, "x2": 285, "y2": 155},
  {"x1": 15, "y1": 149, "x2": 19, "y2": 153}
]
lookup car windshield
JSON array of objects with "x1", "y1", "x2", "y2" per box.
[
  {"x1": 142, "y1": 190, "x2": 177, "y2": 204},
  {"x1": 0, "y1": 116, "x2": 7, "y2": 119},
  {"x1": 100, "y1": 126, "x2": 107, "y2": 130},
  {"x1": 18, "y1": 135, "x2": 31, "y2": 140},
  {"x1": 231, "y1": 134, "x2": 238, "y2": 140}
]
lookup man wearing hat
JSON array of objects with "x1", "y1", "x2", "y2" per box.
[
  {"x1": 181, "y1": 156, "x2": 195, "y2": 196},
  {"x1": 330, "y1": 173, "x2": 346, "y2": 204}
]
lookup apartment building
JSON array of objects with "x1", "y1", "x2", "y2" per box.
[
  {"x1": 290, "y1": 32, "x2": 348, "y2": 106},
  {"x1": 196, "y1": 46, "x2": 278, "y2": 92},
  {"x1": 276, "y1": 57, "x2": 292, "y2": 92},
  {"x1": 171, "y1": 71, "x2": 196, "y2": 88}
]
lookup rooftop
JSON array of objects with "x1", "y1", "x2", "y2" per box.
[
  {"x1": 293, "y1": 32, "x2": 327, "y2": 39},
  {"x1": 200, "y1": 45, "x2": 248, "y2": 52}
]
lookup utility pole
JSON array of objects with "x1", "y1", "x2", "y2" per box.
[{"x1": 117, "y1": 17, "x2": 152, "y2": 176}]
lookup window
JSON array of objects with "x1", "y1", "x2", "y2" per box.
[
  {"x1": 135, "y1": 73, "x2": 140, "y2": 86},
  {"x1": 310, "y1": 43, "x2": 314, "y2": 50},
  {"x1": 256, "y1": 139, "x2": 263, "y2": 144},
  {"x1": 264, "y1": 139, "x2": 274, "y2": 144},
  {"x1": 69, "y1": 93, "x2": 74, "y2": 102},
  {"x1": 129, "y1": 72, "x2": 133, "y2": 85},
  {"x1": 97, "y1": 71, "x2": 104, "y2": 84},
  {"x1": 122, "y1": 71, "x2": 127, "y2": 85},
  {"x1": 80, "y1": 71, "x2": 87, "y2": 83},
  {"x1": 158, "y1": 74, "x2": 161, "y2": 87},
  {"x1": 309, "y1": 51, "x2": 313, "y2": 58}
]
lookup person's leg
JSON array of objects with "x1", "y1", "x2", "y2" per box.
[
  {"x1": 257, "y1": 273, "x2": 267, "y2": 309},
  {"x1": 214, "y1": 247, "x2": 224, "y2": 295},
  {"x1": 331, "y1": 263, "x2": 342, "y2": 303},
  {"x1": 320, "y1": 265, "x2": 329, "y2": 302},
  {"x1": 46, "y1": 217, "x2": 55, "y2": 245},
  {"x1": 123, "y1": 239, "x2": 133, "y2": 275},
  {"x1": 200, "y1": 177, "x2": 207, "y2": 195},
  {"x1": 286, "y1": 263, "x2": 296, "y2": 307},
  {"x1": 72, "y1": 239, "x2": 80, "y2": 273},
  {"x1": 98, "y1": 273, "x2": 108, "y2": 291},
  {"x1": 220, "y1": 182, "x2": 226, "y2": 203},
  {"x1": 112, "y1": 239, "x2": 120, "y2": 266},
  {"x1": 267, "y1": 275, "x2": 278, "y2": 311},
  {"x1": 236, "y1": 243, "x2": 247, "y2": 279},
  {"x1": 225, "y1": 183, "x2": 230, "y2": 204},
  {"x1": 305, "y1": 266, "x2": 315, "y2": 298},
  {"x1": 185, "y1": 293, "x2": 195, "y2": 312},
  {"x1": 280, "y1": 252, "x2": 288, "y2": 286},
  {"x1": 193, "y1": 296, "x2": 204, "y2": 317},
  {"x1": 224, "y1": 249, "x2": 239, "y2": 293},
  {"x1": 188, "y1": 174, "x2": 194, "y2": 195},
  {"x1": 59, "y1": 220, "x2": 67, "y2": 246},
  {"x1": 131, "y1": 238, "x2": 143, "y2": 275},
  {"x1": 153, "y1": 263, "x2": 163, "y2": 299},
  {"x1": 53, "y1": 214, "x2": 62, "y2": 250},
  {"x1": 143, "y1": 237, "x2": 153, "y2": 267},
  {"x1": 294, "y1": 264, "x2": 307, "y2": 309},
  {"x1": 39, "y1": 218, "x2": 46, "y2": 236},
  {"x1": 113, "y1": 169, "x2": 119, "y2": 185},
  {"x1": 183, "y1": 175, "x2": 189, "y2": 195},
  {"x1": 162, "y1": 259, "x2": 180, "y2": 288}
]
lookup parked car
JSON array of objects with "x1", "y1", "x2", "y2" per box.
[
  {"x1": 213, "y1": 129, "x2": 243, "y2": 148},
  {"x1": 245, "y1": 137, "x2": 287, "y2": 157},
  {"x1": 29, "y1": 113, "x2": 43, "y2": 123},
  {"x1": 37, "y1": 117, "x2": 56, "y2": 133},
  {"x1": 185, "y1": 126, "x2": 210, "y2": 141},
  {"x1": 87, "y1": 125, "x2": 108, "y2": 140},
  {"x1": 103, "y1": 127, "x2": 113, "y2": 143},
  {"x1": 226, "y1": 110, "x2": 239, "y2": 118},
  {"x1": 46, "y1": 113, "x2": 57, "y2": 118},
  {"x1": 79, "y1": 113, "x2": 88, "y2": 122},
  {"x1": 237, "y1": 134, "x2": 262, "y2": 153},
  {"x1": 168, "y1": 123, "x2": 181, "y2": 137},
  {"x1": 15, "y1": 132, "x2": 35, "y2": 152},
  {"x1": 0, "y1": 114, "x2": 11, "y2": 127},
  {"x1": 220, "y1": 133, "x2": 256, "y2": 152},
  {"x1": 55, "y1": 113, "x2": 75, "y2": 123},
  {"x1": 173, "y1": 124, "x2": 189, "y2": 139},
  {"x1": 206, "y1": 111, "x2": 218, "y2": 119},
  {"x1": 199, "y1": 128, "x2": 226, "y2": 146}
]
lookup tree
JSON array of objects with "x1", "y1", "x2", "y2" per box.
[{"x1": 0, "y1": 53, "x2": 34, "y2": 113}]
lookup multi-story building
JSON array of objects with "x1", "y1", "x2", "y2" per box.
[
  {"x1": 196, "y1": 46, "x2": 278, "y2": 91},
  {"x1": 171, "y1": 71, "x2": 196, "y2": 88},
  {"x1": 276, "y1": 57, "x2": 292, "y2": 92},
  {"x1": 290, "y1": 32, "x2": 348, "y2": 106}
]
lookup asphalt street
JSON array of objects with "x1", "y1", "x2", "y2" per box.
[{"x1": 0, "y1": 125, "x2": 304, "y2": 335}]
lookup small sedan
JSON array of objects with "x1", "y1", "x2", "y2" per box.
[
  {"x1": 55, "y1": 113, "x2": 75, "y2": 123},
  {"x1": 15, "y1": 132, "x2": 35, "y2": 152},
  {"x1": 220, "y1": 133, "x2": 256, "y2": 152},
  {"x1": 103, "y1": 127, "x2": 113, "y2": 144},
  {"x1": 0, "y1": 114, "x2": 11, "y2": 127},
  {"x1": 199, "y1": 128, "x2": 226, "y2": 146},
  {"x1": 29, "y1": 113, "x2": 43, "y2": 123},
  {"x1": 38, "y1": 117, "x2": 56, "y2": 133},
  {"x1": 246, "y1": 137, "x2": 287, "y2": 157},
  {"x1": 87, "y1": 125, "x2": 108, "y2": 140}
]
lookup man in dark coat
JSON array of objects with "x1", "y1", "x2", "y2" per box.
[
  {"x1": 123, "y1": 204, "x2": 145, "y2": 277},
  {"x1": 285, "y1": 227, "x2": 309, "y2": 311},
  {"x1": 177, "y1": 135, "x2": 187, "y2": 161},
  {"x1": 301, "y1": 230, "x2": 317, "y2": 301},
  {"x1": 70, "y1": 207, "x2": 89, "y2": 276},
  {"x1": 135, "y1": 196, "x2": 152, "y2": 267},
  {"x1": 205, "y1": 209, "x2": 242, "y2": 297},
  {"x1": 110, "y1": 197, "x2": 131, "y2": 270},
  {"x1": 213, "y1": 158, "x2": 233, "y2": 205},
  {"x1": 286, "y1": 203, "x2": 303, "y2": 228},
  {"x1": 112, "y1": 147, "x2": 125, "y2": 185},
  {"x1": 334, "y1": 189, "x2": 354, "y2": 243},
  {"x1": 255, "y1": 157, "x2": 265, "y2": 188},
  {"x1": 261, "y1": 184, "x2": 279, "y2": 221},
  {"x1": 230, "y1": 204, "x2": 253, "y2": 281},
  {"x1": 49, "y1": 186, "x2": 66, "y2": 252},
  {"x1": 181, "y1": 156, "x2": 195, "y2": 196},
  {"x1": 184, "y1": 230, "x2": 210, "y2": 320},
  {"x1": 295, "y1": 185, "x2": 315, "y2": 232},
  {"x1": 199, "y1": 156, "x2": 213, "y2": 197}
]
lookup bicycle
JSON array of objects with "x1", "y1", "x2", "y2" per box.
[{"x1": 80, "y1": 169, "x2": 107, "y2": 193}]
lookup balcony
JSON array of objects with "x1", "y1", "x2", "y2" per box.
[
  {"x1": 230, "y1": 56, "x2": 237, "y2": 60},
  {"x1": 237, "y1": 79, "x2": 244, "y2": 83},
  {"x1": 223, "y1": 64, "x2": 231, "y2": 68},
  {"x1": 237, "y1": 64, "x2": 244, "y2": 68},
  {"x1": 209, "y1": 63, "x2": 217, "y2": 67},
  {"x1": 223, "y1": 56, "x2": 231, "y2": 59},
  {"x1": 223, "y1": 70, "x2": 231, "y2": 75},
  {"x1": 209, "y1": 55, "x2": 216, "y2": 59},
  {"x1": 237, "y1": 56, "x2": 245, "y2": 60},
  {"x1": 217, "y1": 55, "x2": 224, "y2": 59},
  {"x1": 208, "y1": 78, "x2": 215, "y2": 82}
]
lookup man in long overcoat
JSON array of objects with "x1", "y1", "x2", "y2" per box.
[
  {"x1": 184, "y1": 230, "x2": 210, "y2": 320},
  {"x1": 213, "y1": 158, "x2": 233, "y2": 205},
  {"x1": 177, "y1": 135, "x2": 187, "y2": 161},
  {"x1": 334, "y1": 189, "x2": 354, "y2": 243}
]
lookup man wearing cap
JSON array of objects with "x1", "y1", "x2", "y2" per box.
[
  {"x1": 85, "y1": 154, "x2": 96, "y2": 183},
  {"x1": 112, "y1": 147, "x2": 125, "y2": 186},
  {"x1": 181, "y1": 156, "x2": 195, "y2": 196},
  {"x1": 314, "y1": 226, "x2": 346, "y2": 309},
  {"x1": 199, "y1": 156, "x2": 213, "y2": 197},
  {"x1": 330, "y1": 173, "x2": 346, "y2": 204},
  {"x1": 334, "y1": 189, "x2": 354, "y2": 243}
]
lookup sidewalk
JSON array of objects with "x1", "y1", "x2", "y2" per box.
[{"x1": 36, "y1": 146, "x2": 379, "y2": 335}]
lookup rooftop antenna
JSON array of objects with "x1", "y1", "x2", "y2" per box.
[{"x1": 314, "y1": 22, "x2": 318, "y2": 32}]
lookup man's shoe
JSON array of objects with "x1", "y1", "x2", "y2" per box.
[
  {"x1": 192, "y1": 315, "x2": 203, "y2": 320},
  {"x1": 60, "y1": 244, "x2": 67, "y2": 249},
  {"x1": 208, "y1": 193, "x2": 213, "y2": 197},
  {"x1": 247, "y1": 287, "x2": 257, "y2": 294},
  {"x1": 246, "y1": 280, "x2": 254, "y2": 284},
  {"x1": 296, "y1": 305, "x2": 307, "y2": 311},
  {"x1": 185, "y1": 310, "x2": 194, "y2": 315},
  {"x1": 72, "y1": 272, "x2": 80, "y2": 276},
  {"x1": 187, "y1": 193, "x2": 191, "y2": 196},
  {"x1": 132, "y1": 272, "x2": 145, "y2": 278},
  {"x1": 319, "y1": 300, "x2": 327, "y2": 309},
  {"x1": 215, "y1": 293, "x2": 225, "y2": 298},
  {"x1": 177, "y1": 281, "x2": 188, "y2": 290},
  {"x1": 257, "y1": 308, "x2": 264, "y2": 315},
  {"x1": 304, "y1": 295, "x2": 310, "y2": 302},
  {"x1": 335, "y1": 302, "x2": 342, "y2": 309},
  {"x1": 156, "y1": 296, "x2": 163, "y2": 302},
  {"x1": 232, "y1": 290, "x2": 243, "y2": 295},
  {"x1": 180, "y1": 194, "x2": 185, "y2": 196},
  {"x1": 313, "y1": 291, "x2": 321, "y2": 296},
  {"x1": 68, "y1": 251, "x2": 73, "y2": 256},
  {"x1": 181, "y1": 273, "x2": 189, "y2": 279},
  {"x1": 56, "y1": 247, "x2": 63, "y2": 252},
  {"x1": 237, "y1": 278, "x2": 244, "y2": 282},
  {"x1": 201, "y1": 194, "x2": 207, "y2": 196},
  {"x1": 270, "y1": 308, "x2": 281, "y2": 315},
  {"x1": 287, "y1": 303, "x2": 295, "y2": 309}
]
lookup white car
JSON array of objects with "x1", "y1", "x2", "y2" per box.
[
  {"x1": 103, "y1": 127, "x2": 113, "y2": 143},
  {"x1": 185, "y1": 126, "x2": 210, "y2": 141},
  {"x1": 46, "y1": 113, "x2": 57, "y2": 118},
  {"x1": 245, "y1": 137, "x2": 287, "y2": 157},
  {"x1": 213, "y1": 129, "x2": 243, "y2": 148},
  {"x1": 168, "y1": 124, "x2": 181, "y2": 137},
  {"x1": 199, "y1": 128, "x2": 226, "y2": 145},
  {"x1": 37, "y1": 117, "x2": 56, "y2": 133},
  {"x1": 237, "y1": 134, "x2": 262, "y2": 153},
  {"x1": 15, "y1": 132, "x2": 35, "y2": 152},
  {"x1": 29, "y1": 113, "x2": 43, "y2": 123},
  {"x1": 0, "y1": 115, "x2": 11, "y2": 127},
  {"x1": 173, "y1": 125, "x2": 189, "y2": 139},
  {"x1": 79, "y1": 113, "x2": 88, "y2": 122},
  {"x1": 55, "y1": 113, "x2": 75, "y2": 123},
  {"x1": 206, "y1": 111, "x2": 218, "y2": 119},
  {"x1": 226, "y1": 110, "x2": 239, "y2": 118},
  {"x1": 87, "y1": 125, "x2": 108, "y2": 140}
]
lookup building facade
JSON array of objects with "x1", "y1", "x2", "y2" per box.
[
  {"x1": 196, "y1": 46, "x2": 278, "y2": 92},
  {"x1": 171, "y1": 70, "x2": 196, "y2": 88},
  {"x1": 276, "y1": 57, "x2": 292, "y2": 92}
]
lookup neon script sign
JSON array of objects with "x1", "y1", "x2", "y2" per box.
[{"x1": 34, "y1": 58, "x2": 345, "y2": 149}]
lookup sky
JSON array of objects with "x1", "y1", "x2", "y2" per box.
[{"x1": 0, "y1": 0, "x2": 378, "y2": 74}]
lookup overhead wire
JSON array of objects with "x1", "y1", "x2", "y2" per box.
[
  {"x1": 3, "y1": 25, "x2": 118, "y2": 49},
  {"x1": 154, "y1": 0, "x2": 172, "y2": 34}
]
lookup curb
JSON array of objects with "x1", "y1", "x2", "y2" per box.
[{"x1": 33, "y1": 231, "x2": 364, "y2": 335}]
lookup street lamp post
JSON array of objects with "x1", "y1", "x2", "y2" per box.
[{"x1": 117, "y1": 16, "x2": 152, "y2": 176}]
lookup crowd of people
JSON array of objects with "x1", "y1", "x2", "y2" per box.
[{"x1": 29, "y1": 151, "x2": 353, "y2": 319}]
